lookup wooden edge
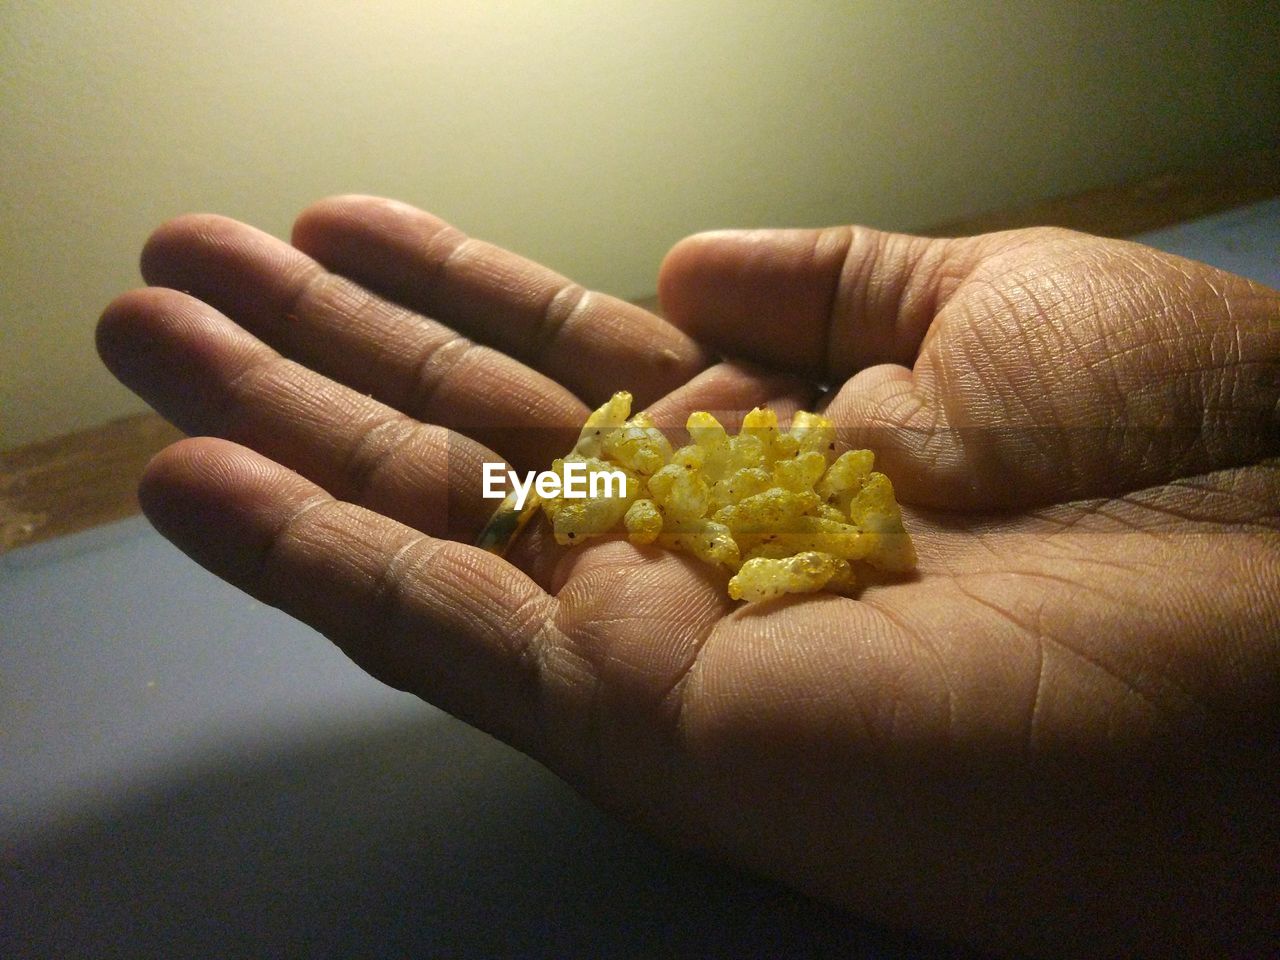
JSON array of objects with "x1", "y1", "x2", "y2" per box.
[
  {"x1": 1, "y1": 413, "x2": 183, "y2": 552},
  {"x1": 4, "y1": 147, "x2": 1277, "y2": 551}
]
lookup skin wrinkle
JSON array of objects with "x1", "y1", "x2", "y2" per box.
[
  {"x1": 1026, "y1": 605, "x2": 1048, "y2": 757},
  {"x1": 656, "y1": 605, "x2": 724, "y2": 749},
  {"x1": 1115, "y1": 488, "x2": 1272, "y2": 529},
  {"x1": 487, "y1": 579, "x2": 561, "y2": 700},
  {"x1": 434, "y1": 234, "x2": 487, "y2": 294},
  {"x1": 1012, "y1": 566, "x2": 1211, "y2": 722},
  {"x1": 406, "y1": 330, "x2": 481, "y2": 416},
  {"x1": 827, "y1": 229, "x2": 953, "y2": 379},
  {"x1": 1079, "y1": 265, "x2": 1142, "y2": 373},
  {"x1": 951, "y1": 280, "x2": 1031, "y2": 405},
  {"x1": 910, "y1": 251, "x2": 1276, "y2": 508},
  {"x1": 311, "y1": 272, "x2": 387, "y2": 340},
  {"x1": 362, "y1": 531, "x2": 443, "y2": 661},
  {"x1": 909, "y1": 238, "x2": 991, "y2": 362},
  {"x1": 950, "y1": 576, "x2": 1167, "y2": 730},
  {"x1": 865, "y1": 232, "x2": 915, "y2": 368},
  {"x1": 1166, "y1": 470, "x2": 1280, "y2": 524},
  {"x1": 399, "y1": 213, "x2": 470, "y2": 298},
  {"x1": 259, "y1": 220, "x2": 596, "y2": 444},
  {"x1": 275, "y1": 256, "x2": 333, "y2": 333},
  {"x1": 1034, "y1": 284, "x2": 1136, "y2": 363},
  {"x1": 1074, "y1": 327, "x2": 1207, "y2": 379},
  {"x1": 949, "y1": 294, "x2": 1063, "y2": 487},
  {"x1": 819, "y1": 225, "x2": 856, "y2": 383},
  {"x1": 249, "y1": 493, "x2": 337, "y2": 602},
  {"x1": 917, "y1": 310, "x2": 975, "y2": 486},
  {"x1": 871, "y1": 377, "x2": 927, "y2": 433},
  {"x1": 217, "y1": 352, "x2": 300, "y2": 436},
  {"x1": 531, "y1": 617, "x2": 598, "y2": 774},
  {"x1": 337, "y1": 412, "x2": 419, "y2": 507},
  {"x1": 837, "y1": 617, "x2": 921, "y2": 769},
  {"x1": 1074, "y1": 502, "x2": 1167, "y2": 536},
  {"x1": 1005, "y1": 274, "x2": 1072, "y2": 392},
  {"x1": 549, "y1": 558, "x2": 717, "y2": 780},
  {"x1": 295, "y1": 270, "x2": 389, "y2": 354},
  {"x1": 858, "y1": 597, "x2": 956, "y2": 749},
  {"x1": 310, "y1": 279, "x2": 466, "y2": 404},
  {"x1": 402, "y1": 541, "x2": 561, "y2": 736},
  {"x1": 694, "y1": 608, "x2": 850, "y2": 752},
  {"x1": 547, "y1": 579, "x2": 628, "y2": 792},
  {"x1": 533, "y1": 281, "x2": 591, "y2": 367},
  {"x1": 595, "y1": 567, "x2": 718, "y2": 701},
  {"x1": 903, "y1": 238, "x2": 961, "y2": 335}
]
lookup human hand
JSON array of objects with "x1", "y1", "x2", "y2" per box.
[{"x1": 97, "y1": 199, "x2": 1279, "y2": 957}]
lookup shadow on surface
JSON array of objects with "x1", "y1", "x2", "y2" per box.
[{"x1": 3, "y1": 713, "x2": 977, "y2": 959}]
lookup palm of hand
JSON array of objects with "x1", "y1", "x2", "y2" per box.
[{"x1": 99, "y1": 200, "x2": 1279, "y2": 956}]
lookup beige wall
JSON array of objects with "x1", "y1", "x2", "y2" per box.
[{"x1": 2, "y1": 1, "x2": 1277, "y2": 449}]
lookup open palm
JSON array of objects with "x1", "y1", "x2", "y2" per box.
[{"x1": 98, "y1": 198, "x2": 1279, "y2": 957}]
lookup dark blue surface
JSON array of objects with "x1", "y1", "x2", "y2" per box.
[
  {"x1": 1129, "y1": 196, "x2": 1279, "y2": 288},
  {"x1": 2, "y1": 528, "x2": 947, "y2": 959}
]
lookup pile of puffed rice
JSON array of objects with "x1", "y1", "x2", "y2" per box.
[{"x1": 486, "y1": 391, "x2": 915, "y2": 602}]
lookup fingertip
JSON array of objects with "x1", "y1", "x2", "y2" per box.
[
  {"x1": 96, "y1": 287, "x2": 212, "y2": 387},
  {"x1": 656, "y1": 229, "x2": 753, "y2": 318},
  {"x1": 289, "y1": 194, "x2": 372, "y2": 245},
  {"x1": 139, "y1": 436, "x2": 256, "y2": 537},
  {"x1": 290, "y1": 194, "x2": 453, "y2": 257},
  {"x1": 658, "y1": 227, "x2": 850, "y2": 377},
  {"x1": 96, "y1": 287, "x2": 154, "y2": 359},
  {"x1": 140, "y1": 213, "x2": 242, "y2": 285},
  {"x1": 139, "y1": 437, "x2": 326, "y2": 584}
]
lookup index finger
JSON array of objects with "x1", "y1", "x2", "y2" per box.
[{"x1": 291, "y1": 196, "x2": 710, "y2": 408}]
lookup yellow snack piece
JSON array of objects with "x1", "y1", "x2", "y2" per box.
[
  {"x1": 789, "y1": 410, "x2": 838, "y2": 460},
  {"x1": 845, "y1": 472, "x2": 917, "y2": 571},
  {"x1": 647, "y1": 462, "x2": 710, "y2": 521},
  {"x1": 602, "y1": 411, "x2": 673, "y2": 477},
  {"x1": 728, "y1": 551, "x2": 853, "y2": 602},
  {"x1": 709, "y1": 467, "x2": 772, "y2": 509},
  {"x1": 541, "y1": 455, "x2": 640, "y2": 546},
  {"x1": 714, "y1": 487, "x2": 821, "y2": 532},
  {"x1": 573, "y1": 391, "x2": 633, "y2": 457},
  {"x1": 506, "y1": 390, "x2": 915, "y2": 602},
  {"x1": 772, "y1": 450, "x2": 827, "y2": 493},
  {"x1": 624, "y1": 498, "x2": 663, "y2": 544},
  {"x1": 657, "y1": 518, "x2": 741, "y2": 569},
  {"x1": 816, "y1": 449, "x2": 875, "y2": 513}
]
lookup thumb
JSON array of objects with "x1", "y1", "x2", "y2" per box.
[
  {"x1": 825, "y1": 234, "x2": 1280, "y2": 510},
  {"x1": 658, "y1": 226, "x2": 964, "y2": 380},
  {"x1": 662, "y1": 226, "x2": 1280, "y2": 511}
]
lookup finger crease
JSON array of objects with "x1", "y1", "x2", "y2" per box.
[
  {"x1": 407, "y1": 332, "x2": 480, "y2": 418},
  {"x1": 341, "y1": 414, "x2": 417, "y2": 504},
  {"x1": 665, "y1": 613, "x2": 729, "y2": 751},
  {"x1": 218, "y1": 353, "x2": 297, "y2": 432},
  {"x1": 821, "y1": 226, "x2": 858, "y2": 384},
  {"x1": 279, "y1": 261, "x2": 334, "y2": 325},
  {"x1": 532, "y1": 283, "x2": 590, "y2": 362},
  {"x1": 254, "y1": 494, "x2": 337, "y2": 596},
  {"x1": 502, "y1": 591, "x2": 561, "y2": 691},
  {"x1": 366, "y1": 534, "x2": 445, "y2": 637}
]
